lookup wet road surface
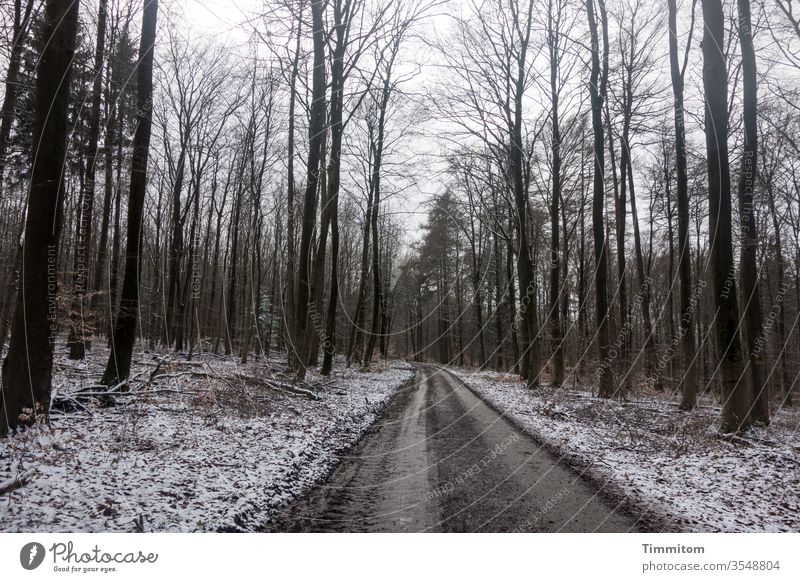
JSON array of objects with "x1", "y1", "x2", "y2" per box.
[{"x1": 272, "y1": 364, "x2": 643, "y2": 532}]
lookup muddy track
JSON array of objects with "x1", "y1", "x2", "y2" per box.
[{"x1": 269, "y1": 364, "x2": 646, "y2": 532}]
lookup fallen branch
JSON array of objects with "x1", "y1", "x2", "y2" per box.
[
  {"x1": 0, "y1": 468, "x2": 36, "y2": 496},
  {"x1": 234, "y1": 374, "x2": 320, "y2": 400},
  {"x1": 58, "y1": 388, "x2": 209, "y2": 401},
  {"x1": 151, "y1": 371, "x2": 213, "y2": 383}
]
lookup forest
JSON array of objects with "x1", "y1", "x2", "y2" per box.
[{"x1": 0, "y1": 0, "x2": 799, "y2": 533}]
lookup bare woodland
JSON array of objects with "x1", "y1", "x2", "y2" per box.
[{"x1": 1, "y1": 0, "x2": 800, "y2": 442}]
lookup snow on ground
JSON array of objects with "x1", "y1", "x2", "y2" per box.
[
  {"x1": 450, "y1": 367, "x2": 800, "y2": 532},
  {"x1": 0, "y1": 346, "x2": 414, "y2": 532}
]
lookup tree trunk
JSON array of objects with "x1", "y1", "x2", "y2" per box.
[
  {"x1": 548, "y1": 2, "x2": 564, "y2": 387},
  {"x1": 91, "y1": 52, "x2": 118, "y2": 323},
  {"x1": 285, "y1": 11, "x2": 302, "y2": 370},
  {"x1": 511, "y1": 2, "x2": 539, "y2": 387},
  {"x1": 586, "y1": 0, "x2": 614, "y2": 397},
  {"x1": 321, "y1": 11, "x2": 348, "y2": 376},
  {"x1": 700, "y1": 0, "x2": 751, "y2": 432},
  {"x1": 627, "y1": 155, "x2": 660, "y2": 392},
  {"x1": 763, "y1": 169, "x2": 791, "y2": 405},
  {"x1": 364, "y1": 68, "x2": 396, "y2": 368},
  {"x1": 294, "y1": 0, "x2": 326, "y2": 378},
  {"x1": 736, "y1": 0, "x2": 768, "y2": 424},
  {"x1": 100, "y1": 0, "x2": 158, "y2": 386},
  {"x1": 668, "y1": 0, "x2": 699, "y2": 409},
  {"x1": 1, "y1": 0, "x2": 79, "y2": 434}
]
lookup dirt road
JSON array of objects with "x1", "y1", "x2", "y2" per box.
[{"x1": 272, "y1": 364, "x2": 644, "y2": 532}]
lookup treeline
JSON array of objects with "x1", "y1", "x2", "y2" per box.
[
  {"x1": 0, "y1": 0, "x2": 798, "y2": 436},
  {"x1": 392, "y1": 0, "x2": 800, "y2": 433},
  {"x1": 0, "y1": 0, "x2": 433, "y2": 435}
]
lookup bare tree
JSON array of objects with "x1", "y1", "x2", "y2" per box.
[
  {"x1": 101, "y1": 0, "x2": 159, "y2": 386},
  {"x1": 586, "y1": 0, "x2": 614, "y2": 397},
  {"x1": 1, "y1": 0, "x2": 79, "y2": 434},
  {"x1": 293, "y1": 0, "x2": 327, "y2": 378},
  {"x1": 668, "y1": 0, "x2": 699, "y2": 409},
  {"x1": 700, "y1": 0, "x2": 751, "y2": 432},
  {"x1": 737, "y1": 0, "x2": 768, "y2": 423}
]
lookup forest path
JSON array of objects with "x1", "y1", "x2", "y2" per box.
[{"x1": 271, "y1": 364, "x2": 643, "y2": 532}]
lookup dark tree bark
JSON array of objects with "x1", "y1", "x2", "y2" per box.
[
  {"x1": 294, "y1": 0, "x2": 326, "y2": 378},
  {"x1": 321, "y1": 0, "x2": 350, "y2": 376},
  {"x1": 627, "y1": 156, "x2": 660, "y2": 391},
  {"x1": 365, "y1": 27, "x2": 407, "y2": 367},
  {"x1": 736, "y1": 0, "x2": 768, "y2": 424},
  {"x1": 700, "y1": 0, "x2": 751, "y2": 432},
  {"x1": 362, "y1": 92, "x2": 388, "y2": 368},
  {"x1": 586, "y1": 0, "x2": 614, "y2": 397},
  {"x1": 547, "y1": 0, "x2": 564, "y2": 388},
  {"x1": 511, "y1": 0, "x2": 540, "y2": 387},
  {"x1": 100, "y1": 0, "x2": 159, "y2": 387},
  {"x1": 285, "y1": 9, "x2": 302, "y2": 370},
  {"x1": 1, "y1": 0, "x2": 79, "y2": 434},
  {"x1": 164, "y1": 145, "x2": 187, "y2": 346},
  {"x1": 346, "y1": 182, "x2": 373, "y2": 366},
  {"x1": 668, "y1": 0, "x2": 699, "y2": 409},
  {"x1": 225, "y1": 165, "x2": 244, "y2": 355}
]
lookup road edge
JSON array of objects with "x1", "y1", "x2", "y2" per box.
[
  {"x1": 439, "y1": 364, "x2": 679, "y2": 533},
  {"x1": 260, "y1": 365, "x2": 420, "y2": 532}
]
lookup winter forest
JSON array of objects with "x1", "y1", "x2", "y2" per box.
[{"x1": 0, "y1": 0, "x2": 799, "y2": 534}]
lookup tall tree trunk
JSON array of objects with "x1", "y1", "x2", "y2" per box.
[
  {"x1": 285, "y1": 12, "x2": 302, "y2": 369},
  {"x1": 736, "y1": 0, "x2": 768, "y2": 424},
  {"x1": 164, "y1": 146, "x2": 187, "y2": 345},
  {"x1": 364, "y1": 67, "x2": 396, "y2": 367},
  {"x1": 225, "y1": 173, "x2": 244, "y2": 355},
  {"x1": 1, "y1": 0, "x2": 79, "y2": 434},
  {"x1": 306, "y1": 131, "x2": 329, "y2": 367},
  {"x1": 294, "y1": 0, "x2": 326, "y2": 378},
  {"x1": 511, "y1": 0, "x2": 539, "y2": 387},
  {"x1": 668, "y1": 0, "x2": 699, "y2": 409},
  {"x1": 763, "y1": 171, "x2": 790, "y2": 405},
  {"x1": 321, "y1": 9, "x2": 348, "y2": 376},
  {"x1": 101, "y1": 0, "x2": 159, "y2": 386},
  {"x1": 492, "y1": 227, "x2": 504, "y2": 369},
  {"x1": 548, "y1": 1, "x2": 564, "y2": 388},
  {"x1": 586, "y1": 0, "x2": 614, "y2": 397},
  {"x1": 700, "y1": 0, "x2": 751, "y2": 432},
  {"x1": 346, "y1": 187, "x2": 372, "y2": 366},
  {"x1": 617, "y1": 130, "x2": 630, "y2": 395},
  {"x1": 91, "y1": 55, "x2": 118, "y2": 321}
]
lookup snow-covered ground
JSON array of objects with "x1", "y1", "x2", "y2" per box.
[
  {"x1": 0, "y1": 347, "x2": 414, "y2": 532},
  {"x1": 451, "y1": 367, "x2": 800, "y2": 532}
]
